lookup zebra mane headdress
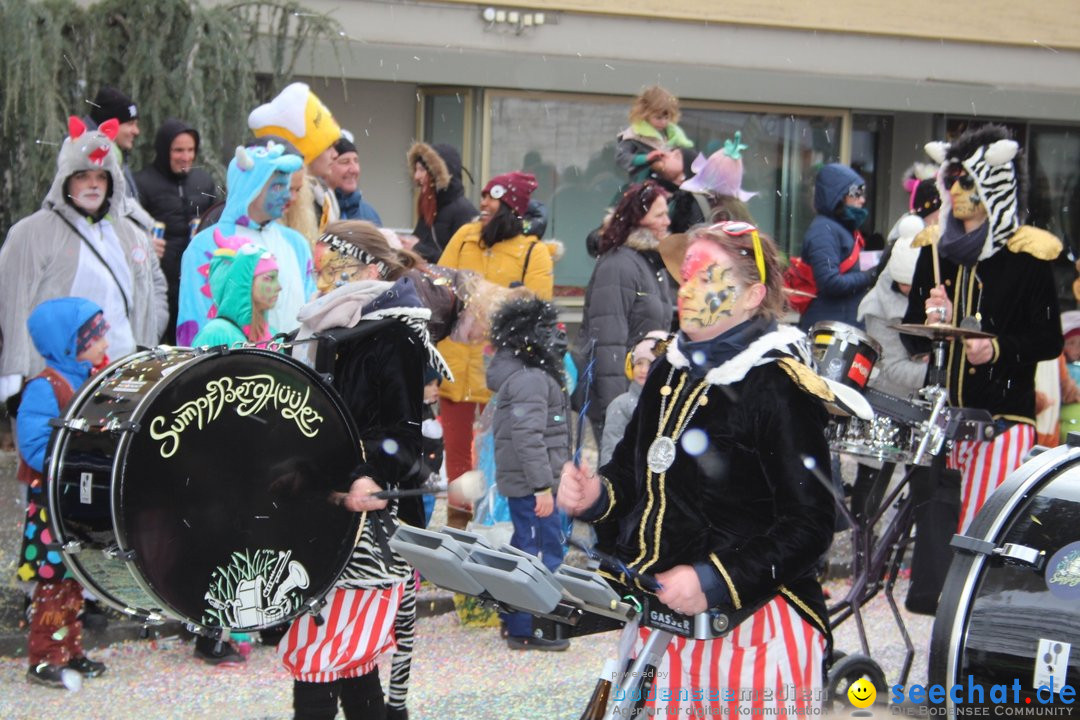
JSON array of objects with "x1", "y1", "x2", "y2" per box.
[{"x1": 925, "y1": 124, "x2": 1025, "y2": 260}]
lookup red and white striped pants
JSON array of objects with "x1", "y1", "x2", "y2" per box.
[
  {"x1": 279, "y1": 583, "x2": 403, "y2": 683},
  {"x1": 949, "y1": 422, "x2": 1034, "y2": 534},
  {"x1": 629, "y1": 596, "x2": 826, "y2": 716}
]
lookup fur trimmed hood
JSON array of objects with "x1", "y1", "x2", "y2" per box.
[{"x1": 407, "y1": 141, "x2": 456, "y2": 192}]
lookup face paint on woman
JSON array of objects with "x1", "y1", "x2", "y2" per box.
[
  {"x1": 262, "y1": 172, "x2": 293, "y2": 220},
  {"x1": 678, "y1": 245, "x2": 739, "y2": 335},
  {"x1": 252, "y1": 270, "x2": 281, "y2": 312}
]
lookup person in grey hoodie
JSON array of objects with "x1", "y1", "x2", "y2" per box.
[{"x1": 486, "y1": 297, "x2": 571, "y2": 651}]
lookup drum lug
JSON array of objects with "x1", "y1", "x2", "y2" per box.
[
  {"x1": 950, "y1": 535, "x2": 1046, "y2": 570},
  {"x1": 305, "y1": 597, "x2": 328, "y2": 626},
  {"x1": 102, "y1": 418, "x2": 140, "y2": 433},
  {"x1": 50, "y1": 417, "x2": 89, "y2": 431},
  {"x1": 62, "y1": 541, "x2": 83, "y2": 554},
  {"x1": 103, "y1": 544, "x2": 137, "y2": 562}
]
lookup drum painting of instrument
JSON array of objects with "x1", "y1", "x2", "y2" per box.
[
  {"x1": 810, "y1": 321, "x2": 882, "y2": 391},
  {"x1": 930, "y1": 439, "x2": 1080, "y2": 710},
  {"x1": 46, "y1": 347, "x2": 362, "y2": 632}
]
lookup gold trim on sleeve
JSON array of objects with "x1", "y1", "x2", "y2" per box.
[{"x1": 709, "y1": 553, "x2": 742, "y2": 610}]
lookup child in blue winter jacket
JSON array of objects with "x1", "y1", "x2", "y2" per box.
[{"x1": 16, "y1": 297, "x2": 109, "y2": 688}]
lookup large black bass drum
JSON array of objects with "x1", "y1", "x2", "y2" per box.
[
  {"x1": 46, "y1": 347, "x2": 362, "y2": 633},
  {"x1": 930, "y1": 438, "x2": 1080, "y2": 709}
]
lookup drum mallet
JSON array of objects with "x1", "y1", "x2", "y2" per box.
[{"x1": 371, "y1": 469, "x2": 485, "y2": 505}]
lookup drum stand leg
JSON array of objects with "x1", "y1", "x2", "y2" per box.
[{"x1": 602, "y1": 628, "x2": 673, "y2": 720}]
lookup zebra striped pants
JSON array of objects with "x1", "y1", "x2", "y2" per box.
[{"x1": 387, "y1": 577, "x2": 416, "y2": 711}]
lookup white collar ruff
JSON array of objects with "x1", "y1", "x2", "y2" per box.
[{"x1": 665, "y1": 324, "x2": 809, "y2": 386}]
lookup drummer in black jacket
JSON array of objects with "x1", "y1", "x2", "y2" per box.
[
  {"x1": 560, "y1": 222, "x2": 835, "y2": 716},
  {"x1": 903, "y1": 124, "x2": 1062, "y2": 534},
  {"x1": 134, "y1": 119, "x2": 217, "y2": 342}
]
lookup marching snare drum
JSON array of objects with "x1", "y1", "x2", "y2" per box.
[
  {"x1": 47, "y1": 347, "x2": 362, "y2": 632},
  {"x1": 810, "y1": 321, "x2": 882, "y2": 391},
  {"x1": 930, "y1": 441, "x2": 1080, "y2": 708}
]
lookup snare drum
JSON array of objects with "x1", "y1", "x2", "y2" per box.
[
  {"x1": 47, "y1": 347, "x2": 362, "y2": 632},
  {"x1": 930, "y1": 441, "x2": 1080, "y2": 708},
  {"x1": 810, "y1": 321, "x2": 881, "y2": 391},
  {"x1": 827, "y1": 414, "x2": 927, "y2": 466}
]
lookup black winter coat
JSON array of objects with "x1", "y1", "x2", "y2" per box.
[
  {"x1": 411, "y1": 144, "x2": 477, "y2": 263},
  {"x1": 134, "y1": 119, "x2": 217, "y2": 338},
  {"x1": 576, "y1": 230, "x2": 676, "y2": 430},
  {"x1": 585, "y1": 326, "x2": 834, "y2": 639}
]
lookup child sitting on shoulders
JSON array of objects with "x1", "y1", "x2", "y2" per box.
[{"x1": 615, "y1": 85, "x2": 695, "y2": 182}]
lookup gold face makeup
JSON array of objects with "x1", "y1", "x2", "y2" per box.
[{"x1": 678, "y1": 244, "x2": 739, "y2": 334}]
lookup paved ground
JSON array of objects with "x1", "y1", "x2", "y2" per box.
[{"x1": 0, "y1": 574, "x2": 931, "y2": 720}]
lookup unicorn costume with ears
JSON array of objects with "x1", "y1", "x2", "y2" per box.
[{"x1": 176, "y1": 143, "x2": 315, "y2": 346}]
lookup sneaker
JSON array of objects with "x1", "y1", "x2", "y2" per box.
[
  {"x1": 506, "y1": 635, "x2": 570, "y2": 652},
  {"x1": 67, "y1": 655, "x2": 107, "y2": 678},
  {"x1": 26, "y1": 663, "x2": 67, "y2": 688},
  {"x1": 193, "y1": 635, "x2": 246, "y2": 665}
]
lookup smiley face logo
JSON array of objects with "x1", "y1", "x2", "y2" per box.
[{"x1": 847, "y1": 678, "x2": 877, "y2": 708}]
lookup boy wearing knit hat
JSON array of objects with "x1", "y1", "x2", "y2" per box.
[{"x1": 249, "y1": 82, "x2": 343, "y2": 231}]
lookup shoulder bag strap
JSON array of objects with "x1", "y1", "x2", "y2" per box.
[{"x1": 51, "y1": 209, "x2": 131, "y2": 317}]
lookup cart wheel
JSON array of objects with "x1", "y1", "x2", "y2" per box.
[
  {"x1": 828, "y1": 653, "x2": 887, "y2": 709},
  {"x1": 829, "y1": 648, "x2": 847, "y2": 667}
]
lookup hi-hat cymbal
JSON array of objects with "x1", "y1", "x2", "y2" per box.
[{"x1": 890, "y1": 322, "x2": 995, "y2": 340}]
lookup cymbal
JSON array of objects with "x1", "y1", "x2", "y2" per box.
[{"x1": 890, "y1": 322, "x2": 995, "y2": 340}]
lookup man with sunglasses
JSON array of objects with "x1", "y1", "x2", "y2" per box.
[
  {"x1": 902, "y1": 124, "x2": 1063, "y2": 534},
  {"x1": 799, "y1": 163, "x2": 880, "y2": 331}
]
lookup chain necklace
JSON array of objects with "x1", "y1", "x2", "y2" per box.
[{"x1": 646, "y1": 366, "x2": 711, "y2": 474}]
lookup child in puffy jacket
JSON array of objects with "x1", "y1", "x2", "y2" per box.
[
  {"x1": 485, "y1": 297, "x2": 571, "y2": 651},
  {"x1": 16, "y1": 297, "x2": 110, "y2": 688}
]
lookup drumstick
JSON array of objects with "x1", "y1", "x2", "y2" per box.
[{"x1": 372, "y1": 470, "x2": 485, "y2": 503}]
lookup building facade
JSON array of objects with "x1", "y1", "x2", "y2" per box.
[{"x1": 277, "y1": 0, "x2": 1079, "y2": 291}]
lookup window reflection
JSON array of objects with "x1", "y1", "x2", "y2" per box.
[{"x1": 486, "y1": 92, "x2": 843, "y2": 287}]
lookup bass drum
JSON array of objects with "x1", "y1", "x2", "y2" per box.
[
  {"x1": 47, "y1": 347, "x2": 362, "y2": 632},
  {"x1": 930, "y1": 440, "x2": 1080, "y2": 708}
]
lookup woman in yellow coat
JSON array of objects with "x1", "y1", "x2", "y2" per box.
[{"x1": 437, "y1": 171, "x2": 554, "y2": 527}]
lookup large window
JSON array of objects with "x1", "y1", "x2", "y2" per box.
[{"x1": 485, "y1": 91, "x2": 845, "y2": 287}]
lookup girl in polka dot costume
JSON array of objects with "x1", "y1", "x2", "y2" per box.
[{"x1": 15, "y1": 297, "x2": 110, "y2": 687}]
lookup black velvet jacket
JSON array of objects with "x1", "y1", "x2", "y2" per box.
[
  {"x1": 902, "y1": 228, "x2": 1063, "y2": 425},
  {"x1": 583, "y1": 325, "x2": 835, "y2": 639}
]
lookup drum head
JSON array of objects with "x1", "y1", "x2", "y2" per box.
[
  {"x1": 930, "y1": 444, "x2": 1080, "y2": 706},
  {"x1": 116, "y1": 349, "x2": 361, "y2": 630}
]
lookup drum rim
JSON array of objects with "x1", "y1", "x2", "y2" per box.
[
  {"x1": 809, "y1": 320, "x2": 883, "y2": 357},
  {"x1": 929, "y1": 442, "x2": 1080, "y2": 708}
]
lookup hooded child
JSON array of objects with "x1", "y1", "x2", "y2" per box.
[
  {"x1": 177, "y1": 142, "x2": 315, "y2": 346},
  {"x1": 191, "y1": 231, "x2": 280, "y2": 347},
  {"x1": 16, "y1": 297, "x2": 110, "y2": 688}
]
